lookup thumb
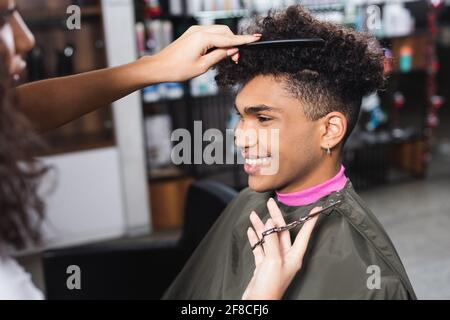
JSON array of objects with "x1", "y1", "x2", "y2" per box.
[
  {"x1": 200, "y1": 48, "x2": 231, "y2": 70},
  {"x1": 206, "y1": 33, "x2": 261, "y2": 48}
]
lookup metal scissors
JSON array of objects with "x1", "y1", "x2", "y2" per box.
[{"x1": 251, "y1": 199, "x2": 342, "y2": 251}]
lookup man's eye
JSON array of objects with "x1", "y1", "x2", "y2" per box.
[
  {"x1": 0, "y1": 17, "x2": 7, "y2": 27},
  {"x1": 0, "y1": 8, "x2": 17, "y2": 28},
  {"x1": 257, "y1": 116, "x2": 272, "y2": 123}
]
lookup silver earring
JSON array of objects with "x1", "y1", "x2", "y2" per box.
[{"x1": 326, "y1": 146, "x2": 331, "y2": 155}]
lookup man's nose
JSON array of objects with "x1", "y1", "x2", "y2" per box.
[
  {"x1": 234, "y1": 127, "x2": 258, "y2": 150},
  {"x1": 11, "y1": 11, "x2": 35, "y2": 55}
]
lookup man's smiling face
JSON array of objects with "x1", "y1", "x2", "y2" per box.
[{"x1": 235, "y1": 75, "x2": 324, "y2": 193}]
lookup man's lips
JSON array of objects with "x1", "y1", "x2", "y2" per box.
[
  {"x1": 244, "y1": 156, "x2": 271, "y2": 166},
  {"x1": 243, "y1": 155, "x2": 273, "y2": 175},
  {"x1": 12, "y1": 56, "x2": 27, "y2": 74}
]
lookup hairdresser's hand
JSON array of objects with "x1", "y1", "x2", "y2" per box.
[
  {"x1": 242, "y1": 199, "x2": 320, "y2": 300},
  {"x1": 145, "y1": 25, "x2": 261, "y2": 83},
  {"x1": 17, "y1": 26, "x2": 259, "y2": 132}
]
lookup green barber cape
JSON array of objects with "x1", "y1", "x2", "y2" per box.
[{"x1": 162, "y1": 180, "x2": 417, "y2": 300}]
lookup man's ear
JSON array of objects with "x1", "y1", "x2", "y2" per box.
[{"x1": 319, "y1": 112, "x2": 347, "y2": 150}]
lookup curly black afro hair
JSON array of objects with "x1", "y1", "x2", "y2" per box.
[{"x1": 215, "y1": 5, "x2": 385, "y2": 141}]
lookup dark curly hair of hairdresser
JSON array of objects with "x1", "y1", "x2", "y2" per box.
[
  {"x1": 0, "y1": 56, "x2": 48, "y2": 253},
  {"x1": 216, "y1": 5, "x2": 385, "y2": 140}
]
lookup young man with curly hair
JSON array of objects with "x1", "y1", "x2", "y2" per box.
[{"x1": 163, "y1": 5, "x2": 416, "y2": 299}]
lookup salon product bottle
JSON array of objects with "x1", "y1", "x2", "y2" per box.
[
  {"x1": 165, "y1": 82, "x2": 184, "y2": 99},
  {"x1": 144, "y1": 0, "x2": 162, "y2": 17},
  {"x1": 383, "y1": 1, "x2": 414, "y2": 38},
  {"x1": 361, "y1": 93, "x2": 386, "y2": 132},
  {"x1": 169, "y1": 0, "x2": 183, "y2": 16},
  {"x1": 161, "y1": 20, "x2": 184, "y2": 99},
  {"x1": 391, "y1": 91, "x2": 405, "y2": 137},
  {"x1": 253, "y1": 0, "x2": 273, "y2": 13},
  {"x1": 343, "y1": 0, "x2": 357, "y2": 27},
  {"x1": 142, "y1": 20, "x2": 161, "y2": 101},
  {"x1": 190, "y1": 69, "x2": 218, "y2": 97},
  {"x1": 55, "y1": 44, "x2": 80, "y2": 144},
  {"x1": 135, "y1": 22, "x2": 146, "y2": 57},
  {"x1": 399, "y1": 45, "x2": 413, "y2": 73},
  {"x1": 143, "y1": 85, "x2": 161, "y2": 103},
  {"x1": 27, "y1": 46, "x2": 46, "y2": 81},
  {"x1": 187, "y1": 0, "x2": 203, "y2": 15},
  {"x1": 383, "y1": 48, "x2": 393, "y2": 75},
  {"x1": 56, "y1": 44, "x2": 75, "y2": 76}
]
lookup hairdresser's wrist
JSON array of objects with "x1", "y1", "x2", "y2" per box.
[
  {"x1": 132, "y1": 55, "x2": 161, "y2": 86},
  {"x1": 135, "y1": 54, "x2": 178, "y2": 85},
  {"x1": 127, "y1": 55, "x2": 165, "y2": 88}
]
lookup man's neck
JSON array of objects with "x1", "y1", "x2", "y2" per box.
[
  {"x1": 275, "y1": 162, "x2": 347, "y2": 206},
  {"x1": 277, "y1": 161, "x2": 342, "y2": 194}
]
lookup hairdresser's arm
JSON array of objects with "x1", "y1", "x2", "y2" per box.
[{"x1": 15, "y1": 26, "x2": 260, "y2": 132}]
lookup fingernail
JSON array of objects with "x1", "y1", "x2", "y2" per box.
[
  {"x1": 231, "y1": 53, "x2": 238, "y2": 63},
  {"x1": 226, "y1": 48, "x2": 239, "y2": 56},
  {"x1": 234, "y1": 52, "x2": 240, "y2": 64},
  {"x1": 252, "y1": 33, "x2": 262, "y2": 37}
]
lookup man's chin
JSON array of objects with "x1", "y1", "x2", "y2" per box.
[{"x1": 247, "y1": 175, "x2": 276, "y2": 193}]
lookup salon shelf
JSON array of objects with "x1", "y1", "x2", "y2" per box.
[
  {"x1": 20, "y1": 5, "x2": 102, "y2": 29},
  {"x1": 193, "y1": 9, "x2": 250, "y2": 20},
  {"x1": 142, "y1": 95, "x2": 185, "y2": 105},
  {"x1": 21, "y1": 5, "x2": 101, "y2": 20},
  {"x1": 139, "y1": 0, "x2": 440, "y2": 193},
  {"x1": 142, "y1": 8, "x2": 249, "y2": 21}
]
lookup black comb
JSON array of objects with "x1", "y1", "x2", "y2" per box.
[{"x1": 238, "y1": 38, "x2": 325, "y2": 49}]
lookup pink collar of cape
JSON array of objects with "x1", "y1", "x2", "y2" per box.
[{"x1": 276, "y1": 165, "x2": 347, "y2": 206}]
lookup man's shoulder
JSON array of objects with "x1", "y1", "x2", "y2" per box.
[
  {"x1": 301, "y1": 183, "x2": 417, "y2": 299},
  {"x1": 333, "y1": 185, "x2": 403, "y2": 269},
  {"x1": 291, "y1": 201, "x2": 416, "y2": 299}
]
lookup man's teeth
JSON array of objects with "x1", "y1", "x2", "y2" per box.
[{"x1": 245, "y1": 157, "x2": 271, "y2": 166}]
